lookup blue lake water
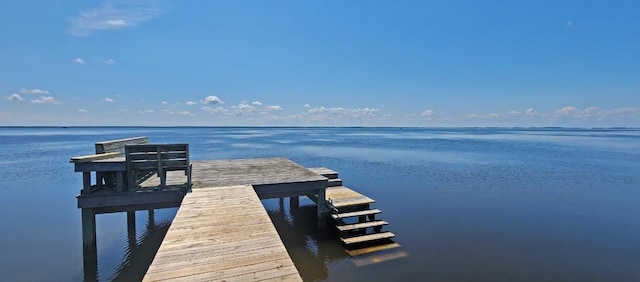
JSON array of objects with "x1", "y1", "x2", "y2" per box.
[{"x1": 1, "y1": 127, "x2": 639, "y2": 281}]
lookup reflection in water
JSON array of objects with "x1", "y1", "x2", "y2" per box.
[
  {"x1": 84, "y1": 210, "x2": 172, "y2": 282},
  {"x1": 265, "y1": 198, "x2": 348, "y2": 281}
]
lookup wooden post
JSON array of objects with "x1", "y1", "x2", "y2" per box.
[
  {"x1": 82, "y1": 172, "x2": 91, "y2": 194},
  {"x1": 81, "y1": 208, "x2": 97, "y2": 281}
]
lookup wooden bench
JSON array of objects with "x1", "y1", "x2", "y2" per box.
[
  {"x1": 125, "y1": 144, "x2": 192, "y2": 189},
  {"x1": 95, "y1": 136, "x2": 149, "y2": 154},
  {"x1": 71, "y1": 137, "x2": 149, "y2": 193},
  {"x1": 95, "y1": 137, "x2": 150, "y2": 190}
]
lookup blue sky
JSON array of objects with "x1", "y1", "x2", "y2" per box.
[{"x1": 1, "y1": 0, "x2": 639, "y2": 126}]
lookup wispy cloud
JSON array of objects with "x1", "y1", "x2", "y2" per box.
[
  {"x1": 67, "y1": 0, "x2": 167, "y2": 36},
  {"x1": 103, "y1": 97, "x2": 115, "y2": 103},
  {"x1": 266, "y1": 105, "x2": 283, "y2": 111},
  {"x1": 73, "y1": 58, "x2": 85, "y2": 64},
  {"x1": 185, "y1": 101, "x2": 197, "y2": 106},
  {"x1": 6, "y1": 94, "x2": 23, "y2": 101},
  {"x1": 177, "y1": 111, "x2": 194, "y2": 116},
  {"x1": 203, "y1": 106, "x2": 228, "y2": 114},
  {"x1": 102, "y1": 58, "x2": 115, "y2": 65},
  {"x1": 420, "y1": 109, "x2": 435, "y2": 117},
  {"x1": 31, "y1": 96, "x2": 60, "y2": 104},
  {"x1": 20, "y1": 88, "x2": 49, "y2": 95},
  {"x1": 77, "y1": 109, "x2": 88, "y2": 113}
]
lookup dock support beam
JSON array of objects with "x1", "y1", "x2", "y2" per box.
[
  {"x1": 81, "y1": 208, "x2": 97, "y2": 282},
  {"x1": 317, "y1": 188, "x2": 327, "y2": 229}
]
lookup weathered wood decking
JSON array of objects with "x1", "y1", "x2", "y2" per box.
[
  {"x1": 144, "y1": 185, "x2": 301, "y2": 281},
  {"x1": 75, "y1": 150, "x2": 399, "y2": 280},
  {"x1": 142, "y1": 158, "x2": 330, "y2": 281}
]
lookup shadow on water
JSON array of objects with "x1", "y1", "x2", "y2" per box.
[
  {"x1": 265, "y1": 198, "x2": 350, "y2": 282},
  {"x1": 84, "y1": 209, "x2": 173, "y2": 282}
]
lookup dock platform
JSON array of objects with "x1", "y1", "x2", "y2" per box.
[
  {"x1": 73, "y1": 137, "x2": 400, "y2": 280},
  {"x1": 144, "y1": 185, "x2": 301, "y2": 281}
]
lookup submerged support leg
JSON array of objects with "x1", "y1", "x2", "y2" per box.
[
  {"x1": 127, "y1": 211, "x2": 136, "y2": 247},
  {"x1": 148, "y1": 209, "x2": 155, "y2": 228},
  {"x1": 317, "y1": 188, "x2": 327, "y2": 229},
  {"x1": 81, "y1": 208, "x2": 97, "y2": 282},
  {"x1": 289, "y1": 196, "x2": 299, "y2": 210}
]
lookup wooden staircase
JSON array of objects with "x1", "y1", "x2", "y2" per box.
[{"x1": 308, "y1": 167, "x2": 400, "y2": 256}]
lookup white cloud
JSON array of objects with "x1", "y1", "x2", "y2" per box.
[
  {"x1": 420, "y1": 110, "x2": 434, "y2": 117},
  {"x1": 551, "y1": 105, "x2": 640, "y2": 121},
  {"x1": 31, "y1": 96, "x2": 60, "y2": 104},
  {"x1": 185, "y1": 101, "x2": 197, "y2": 106},
  {"x1": 204, "y1": 95, "x2": 223, "y2": 105},
  {"x1": 102, "y1": 58, "x2": 115, "y2": 65},
  {"x1": 67, "y1": 0, "x2": 167, "y2": 36},
  {"x1": 305, "y1": 106, "x2": 379, "y2": 119},
  {"x1": 266, "y1": 105, "x2": 283, "y2": 111},
  {"x1": 251, "y1": 101, "x2": 263, "y2": 106},
  {"x1": 77, "y1": 109, "x2": 88, "y2": 113},
  {"x1": 6, "y1": 94, "x2": 23, "y2": 101},
  {"x1": 304, "y1": 104, "x2": 311, "y2": 108},
  {"x1": 103, "y1": 97, "x2": 115, "y2": 103},
  {"x1": 233, "y1": 103, "x2": 255, "y2": 114},
  {"x1": 161, "y1": 101, "x2": 168, "y2": 105},
  {"x1": 73, "y1": 57, "x2": 85, "y2": 64},
  {"x1": 524, "y1": 108, "x2": 535, "y2": 117},
  {"x1": 106, "y1": 19, "x2": 127, "y2": 27},
  {"x1": 20, "y1": 88, "x2": 49, "y2": 95},
  {"x1": 177, "y1": 111, "x2": 194, "y2": 116}
]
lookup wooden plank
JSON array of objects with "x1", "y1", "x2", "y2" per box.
[
  {"x1": 333, "y1": 209, "x2": 381, "y2": 220},
  {"x1": 143, "y1": 185, "x2": 301, "y2": 281},
  {"x1": 341, "y1": 232, "x2": 395, "y2": 245},
  {"x1": 70, "y1": 152, "x2": 122, "y2": 163},
  {"x1": 327, "y1": 186, "x2": 375, "y2": 208},
  {"x1": 336, "y1": 220, "x2": 388, "y2": 232}
]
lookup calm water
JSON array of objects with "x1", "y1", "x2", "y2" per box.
[{"x1": 1, "y1": 127, "x2": 639, "y2": 281}]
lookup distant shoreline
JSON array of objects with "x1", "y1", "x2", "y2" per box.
[{"x1": 1, "y1": 125, "x2": 639, "y2": 130}]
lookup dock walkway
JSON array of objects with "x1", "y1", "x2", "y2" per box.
[{"x1": 144, "y1": 185, "x2": 301, "y2": 281}]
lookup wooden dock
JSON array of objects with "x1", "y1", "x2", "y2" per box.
[
  {"x1": 144, "y1": 185, "x2": 301, "y2": 281},
  {"x1": 73, "y1": 137, "x2": 401, "y2": 280}
]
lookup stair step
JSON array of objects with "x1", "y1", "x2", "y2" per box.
[
  {"x1": 328, "y1": 178, "x2": 343, "y2": 187},
  {"x1": 341, "y1": 232, "x2": 395, "y2": 245},
  {"x1": 307, "y1": 167, "x2": 338, "y2": 179},
  {"x1": 337, "y1": 220, "x2": 388, "y2": 232},
  {"x1": 332, "y1": 209, "x2": 381, "y2": 220},
  {"x1": 347, "y1": 242, "x2": 402, "y2": 257}
]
